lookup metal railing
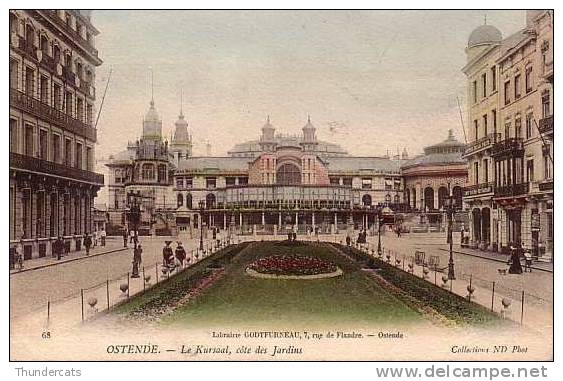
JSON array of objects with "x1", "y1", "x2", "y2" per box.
[
  {"x1": 10, "y1": 152, "x2": 104, "y2": 185},
  {"x1": 494, "y1": 183, "x2": 529, "y2": 198},
  {"x1": 491, "y1": 138, "x2": 524, "y2": 158},
  {"x1": 9, "y1": 88, "x2": 96, "y2": 141}
]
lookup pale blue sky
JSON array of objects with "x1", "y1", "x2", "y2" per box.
[{"x1": 92, "y1": 10, "x2": 526, "y2": 159}]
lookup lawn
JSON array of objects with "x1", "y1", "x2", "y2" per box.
[{"x1": 114, "y1": 241, "x2": 500, "y2": 328}]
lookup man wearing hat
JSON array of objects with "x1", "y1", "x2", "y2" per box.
[
  {"x1": 163, "y1": 241, "x2": 173, "y2": 267},
  {"x1": 175, "y1": 241, "x2": 187, "y2": 268}
]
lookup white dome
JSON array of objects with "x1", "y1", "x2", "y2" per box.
[{"x1": 468, "y1": 24, "x2": 502, "y2": 48}]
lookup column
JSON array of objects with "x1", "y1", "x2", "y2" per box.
[
  {"x1": 223, "y1": 213, "x2": 227, "y2": 230},
  {"x1": 278, "y1": 212, "x2": 282, "y2": 227},
  {"x1": 433, "y1": 187, "x2": 439, "y2": 211},
  {"x1": 262, "y1": 212, "x2": 265, "y2": 226},
  {"x1": 312, "y1": 213, "x2": 315, "y2": 229},
  {"x1": 239, "y1": 212, "x2": 242, "y2": 227}
]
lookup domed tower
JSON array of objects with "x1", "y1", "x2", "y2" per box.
[
  {"x1": 301, "y1": 115, "x2": 318, "y2": 152},
  {"x1": 170, "y1": 106, "x2": 193, "y2": 164},
  {"x1": 466, "y1": 22, "x2": 502, "y2": 61},
  {"x1": 142, "y1": 97, "x2": 163, "y2": 140},
  {"x1": 259, "y1": 115, "x2": 276, "y2": 152}
]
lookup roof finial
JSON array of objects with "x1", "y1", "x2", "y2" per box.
[
  {"x1": 150, "y1": 67, "x2": 154, "y2": 106},
  {"x1": 180, "y1": 88, "x2": 184, "y2": 117},
  {"x1": 307, "y1": 114, "x2": 311, "y2": 124},
  {"x1": 267, "y1": 115, "x2": 270, "y2": 124}
]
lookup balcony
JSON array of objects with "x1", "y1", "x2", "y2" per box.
[
  {"x1": 10, "y1": 89, "x2": 96, "y2": 141},
  {"x1": 538, "y1": 115, "x2": 553, "y2": 136},
  {"x1": 462, "y1": 182, "x2": 495, "y2": 197},
  {"x1": 494, "y1": 183, "x2": 529, "y2": 198},
  {"x1": 543, "y1": 60, "x2": 553, "y2": 81},
  {"x1": 491, "y1": 138, "x2": 524, "y2": 158},
  {"x1": 41, "y1": 11, "x2": 99, "y2": 59},
  {"x1": 538, "y1": 180, "x2": 553, "y2": 192},
  {"x1": 463, "y1": 133, "x2": 501, "y2": 157},
  {"x1": 10, "y1": 152, "x2": 104, "y2": 185}
]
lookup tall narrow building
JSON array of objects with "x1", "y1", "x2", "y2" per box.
[{"x1": 9, "y1": 10, "x2": 104, "y2": 262}]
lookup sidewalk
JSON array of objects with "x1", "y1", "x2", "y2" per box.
[
  {"x1": 10, "y1": 237, "x2": 128, "y2": 275},
  {"x1": 441, "y1": 246, "x2": 553, "y2": 273}
]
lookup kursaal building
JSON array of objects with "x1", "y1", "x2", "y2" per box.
[{"x1": 106, "y1": 92, "x2": 471, "y2": 237}]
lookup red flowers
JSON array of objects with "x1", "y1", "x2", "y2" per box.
[{"x1": 248, "y1": 255, "x2": 337, "y2": 276}]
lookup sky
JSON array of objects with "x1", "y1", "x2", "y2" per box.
[{"x1": 91, "y1": 10, "x2": 526, "y2": 160}]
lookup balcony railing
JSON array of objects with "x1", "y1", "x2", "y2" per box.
[
  {"x1": 42, "y1": 11, "x2": 99, "y2": 58},
  {"x1": 494, "y1": 183, "x2": 529, "y2": 198},
  {"x1": 491, "y1": 138, "x2": 524, "y2": 158},
  {"x1": 10, "y1": 88, "x2": 96, "y2": 141},
  {"x1": 463, "y1": 133, "x2": 501, "y2": 157},
  {"x1": 462, "y1": 182, "x2": 495, "y2": 197},
  {"x1": 538, "y1": 115, "x2": 553, "y2": 135},
  {"x1": 538, "y1": 180, "x2": 553, "y2": 192},
  {"x1": 10, "y1": 152, "x2": 104, "y2": 185}
]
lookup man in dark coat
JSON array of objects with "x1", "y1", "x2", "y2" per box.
[
  {"x1": 83, "y1": 233, "x2": 92, "y2": 256},
  {"x1": 175, "y1": 242, "x2": 187, "y2": 267},
  {"x1": 163, "y1": 241, "x2": 173, "y2": 267},
  {"x1": 122, "y1": 230, "x2": 128, "y2": 247},
  {"x1": 508, "y1": 243, "x2": 523, "y2": 274}
]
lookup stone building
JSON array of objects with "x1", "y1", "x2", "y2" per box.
[
  {"x1": 9, "y1": 10, "x2": 104, "y2": 261},
  {"x1": 401, "y1": 130, "x2": 467, "y2": 224},
  {"x1": 105, "y1": 96, "x2": 190, "y2": 235},
  {"x1": 173, "y1": 116, "x2": 404, "y2": 235},
  {"x1": 462, "y1": 10, "x2": 553, "y2": 259}
]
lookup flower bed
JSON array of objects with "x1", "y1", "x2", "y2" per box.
[{"x1": 247, "y1": 255, "x2": 338, "y2": 276}]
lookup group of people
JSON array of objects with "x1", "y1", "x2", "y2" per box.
[
  {"x1": 162, "y1": 241, "x2": 188, "y2": 268},
  {"x1": 356, "y1": 230, "x2": 368, "y2": 244}
]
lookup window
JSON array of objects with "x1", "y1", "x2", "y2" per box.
[
  {"x1": 483, "y1": 159, "x2": 489, "y2": 183},
  {"x1": 544, "y1": 151, "x2": 551, "y2": 179},
  {"x1": 526, "y1": 113, "x2": 533, "y2": 139},
  {"x1": 342, "y1": 177, "x2": 352, "y2": 187},
  {"x1": 25, "y1": 67, "x2": 34, "y2": 96},
  {"x1": 482, "y1": 73, "x2": 487, "y2": 98},
  {"x1": 276, "y1": 164, "x2": 301, "y2": 185},
  {"x1": 176, "y1": 177, "x2": 184, "y2": 188},
  {"x1": 53, "y1": 83, "x2": 61, "y2": 110},
  {"x1": 52, "y1": 134, "x2": 60, "y2": 163},
  {"x1": 185, "y1": 177, "x2": 193, "y2": 188},
  {"x1": 157, "y1": 164, "x2": 166, "y2": 182},
  {"x1": 515, "y1": 118, "x2": 522, "y2": 139},
  {"x1": 39, "y1": 129, "x2": 48, "y2": 159},
  {"x1": 86, "y1": 147, "x2": 92, "y2": 171},
  {"x1": 483, "y1": 114, "x2": 488, "y2": 136},
  {"x1": 9, "y1": 59, "x2": 18, "y2": 89},
  {"x1": 65, "y1": 138, "x2": 72, "y2": 166},
  {"x1": 504, "y1": 122, "x2": 511, "y2": 140},
  {"x1": 492, "y1": 109, "x2": 497, "y2": 136},
  {"x1": 525, "y1": 66, "x2": 533, "y2": 93},
  {"x1": 384, "y1": 178, "x2": 393, "y2": 191},
  {"x1": 75, "y1": 143, "x2": 82, "y2": 169},
  {"x1": 9, "y1": 119, "x2": 18, "y2": 153},
  {"x1": 472, "y1": 80, "x2": 477, "y2": 103},
  {"x1": 177, "y1": 193, "x2": 183, "y2": 207},
  {"x1": 76, "y1": 98, "x2": 84, "y2": 121},
  {"x1": 474, "y1": 120, "x2": 478, "y2": 140},
  {"x1": 24, "y1": 124, "x2": 34, "y2": 156},
  {"x1": 504, "y1": 81, "x2": 511, "y2": 105},
  {"x1": 361, "y1": 178, "x2": 372, "y2": 190},
  {"x1": 40, "y1": 76, "x2": 48, "y2": 103},
  {"x1": 86, "y1": 104, "x2": 93, "y2": 126},
  {"x1": 53, "y1": 45, "x2": 61, "y2": 63},
  {"x1": 206, "y1": 177, "x2": 217, "y2": 188},
  {"x1": 65, "y1": 91, "x2": 73, "y2": 116},
  {"x1": 474, "y1": 162, "x2": 479, "y2": 184},
  {"x1": 40, "y1": 35, "x2": 49, "y2": 55},
  {"x1": 527, "y1": 159, "x2": 534, "y2": 182},
  {"x1": 141, "y1": 163, "x2": 155, "y2": 180},
  {"x1": 542, "y1": 91, "x2": 550, "y2": 118},
  {"x1": 330, "y1": 177, "x2": 340, "y2": 185},
  {"x1": 491, "y1": 66, "x2": 497, "y2": 91},
  {"x1": 238, "y1": 177, "x2": 248, "y2": 185},
  {"x1": 226, "y1": 177, "x2": 236, "y2": 187},
  {"x1": 514, "y1": 74, "x2": 521, "y2": 99}
]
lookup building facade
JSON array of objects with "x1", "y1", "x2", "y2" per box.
[
  {"x1": 9, "y1": 10, "x2": 104, "y2": 260},
  {"x1": 105, "y1": 98, "x2": 191, "y2": 235},
  {"x1": 462, "y1": 10, "x2": 553, "y2": 259},
  {"x1": 401, "y1": 130, "x2": 467, "y2": 224},
  {"x1": 173, "y1": 117, "x2": 405, "y2": 235}
]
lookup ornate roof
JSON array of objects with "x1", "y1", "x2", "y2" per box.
[{"x1": 468, "y1": 24, "x2": 502, "y2": 48}]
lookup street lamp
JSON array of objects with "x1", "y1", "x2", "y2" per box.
[
  {"x1": 127, "y1": 191, "x2": 142, "y2": 278},
  {"x1": 376, "y1": 205, "x2": 383, "y2": 256},
  {"x1": 444, "y1": 193, "x2": 456, "y2": 280},
  {"x1": 199, "y1": 200, "x2": 205, "y2": 252}
]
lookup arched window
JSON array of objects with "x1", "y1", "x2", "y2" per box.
[
  {"x1": 76, "y1": 61, "x2": 83, "y2": 80},
  {"x1": 424, "y1": 187, "x2": 434, "y2": 210},
  {"x1": 25, "y1": 24, "x2": 34, "y2": 46},
  {"x1": 53, "y1": 44, "x2": 61, "y2": 63},
  {"x1": 186, "y1": 193, "x2": 193, "y2": 209},
  {"x1": 276, "y1": 163, "x2": 301, "y2": 185},
  {"x1": 177, "y1": 193, "x2": 183, "y2": 207},
  {"x1": 438, "y1": 186, "x2": 449, "y2": 209},
  {"x1": 385, "y1": 194, "x2": 391, "y2": 203},
  {"x1": 141, "y1": 163, "x2": 154, "y2": 180},
  {"x1": 206, "y1": 193, "x2": 216, "y2": 209},
  {"x1": 40, "y1": 34, "x2": 49, "y2": 55},
  {"x1": 362, "y1": 194, "x2": 372, "y2": 207},
  {"x1": 394, "y1": 194, "x2": 400, "y2": 203}
]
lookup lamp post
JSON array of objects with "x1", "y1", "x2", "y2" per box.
[
  {"x1": 199, "y1": 200, "x2": 205, "y2": 252},
  {"x1": 445, "y1": 193, "x2": 456, "y2": 280},
  {"x1": 127, "y1": 191, "x2": 141, "y2": 278},
  {"x1": 376, "y1": 205, "x2": 383, "y2": 256}
]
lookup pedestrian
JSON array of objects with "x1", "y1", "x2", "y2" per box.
[
  {"x1": 83, "y1": 233, "x2": 92, "y2": 256},
  {"x1": 523, "y1": 250, "x2": 533, "y2": 273},
  {"x1": 175, "y1": 242, "x2": 186, "y2": 268},
  {"x1": 163, "y1": 241, "x2": 173, "y2": 267},
  {"x1": 122, "y1": 230, "x2": 128, "y2": 247},
  {"x1": 293, "y1": 231, "x2": 297, "y2": 241},
  {"x1": 132, "y1": 244, "x2": 142, "y2": 278},
  {"x1": 508, "y1": 243, "x2": 523, "y2": 274},
  {"x1": 129, "y1": 229, "x2": 135, "y2": 243},
  {"x1": 346, "y1": 235, "x2": 351, "y2": 246},
  {"x1": 100, "y1": 229, "x2": 106, "y2": 246},
  {"x1": 15, "y1": 243, "x2": 24, "y2": 270},
  {"x1": 93, "y1": 230, "x2": 98, "y2": 247},
  {"x1": 212, "y1": 227, "x2": 217, "y2": 240},
  {"x1": 55, "y1": 236, "x2": 63, "y2": 260}
]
